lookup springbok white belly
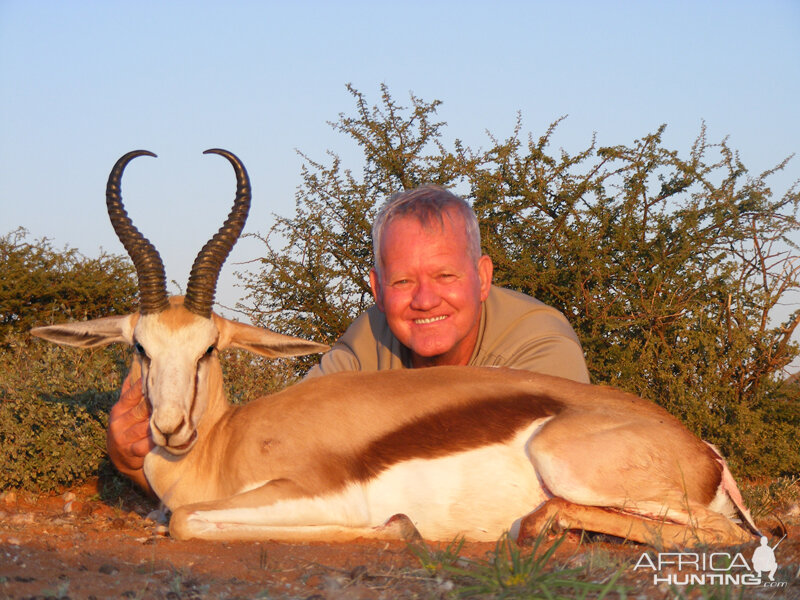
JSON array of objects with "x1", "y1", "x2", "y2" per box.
[{"x1": 364, "y1": 419, "x2": 547, "y2": 541}]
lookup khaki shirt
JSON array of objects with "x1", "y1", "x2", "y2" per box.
[{"x1": 306, "y1": 286, "x2": 590, "y2": 383}]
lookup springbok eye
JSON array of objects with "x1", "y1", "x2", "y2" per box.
[
  {"x1": 205, "y1": 345, "x2": 215, "y2": 356},
  {"x1": 134, "y1": 342, "x2": 148, "y2": 358}
]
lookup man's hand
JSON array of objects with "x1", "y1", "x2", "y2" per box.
[{"x1": 107, "y1": 374, "x2": 155, "y2": 495}]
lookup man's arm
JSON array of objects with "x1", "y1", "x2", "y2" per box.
[{"x1": 107, "y1": 372, "x2": 155, "y2": 496}]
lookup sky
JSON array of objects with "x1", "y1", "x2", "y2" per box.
[{"x1": 1, "y1": 1, "x2": 799, "y2": 371}]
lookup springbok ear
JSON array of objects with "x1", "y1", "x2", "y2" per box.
[
  {"x1": 213, "y1": 314, "x2": 329, "y2": 358},
  {"x1": 30, "y1": 314, "x2": 138, "y2": 348}
]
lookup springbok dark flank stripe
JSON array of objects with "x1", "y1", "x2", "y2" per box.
[{"x1": 345, "y1": 394, "x2": 564, "y2": 483}]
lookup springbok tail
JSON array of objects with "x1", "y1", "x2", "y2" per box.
[{"x1": 704, "y1": 442, "x2": 760, "y2": 535}]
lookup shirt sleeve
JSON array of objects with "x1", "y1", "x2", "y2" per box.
[
  {"x1": 304, "y1": 344, "x2": 360, "y2": 379},
  {"x1": 475, "y1": 287, "x2": 591, "y2": 383},
  {"x1": 303, "y1": 306, "x2": 404, "y2": 379},
  {"x1": 502, "y1": 334, "x2": 591, "y2": 383}
]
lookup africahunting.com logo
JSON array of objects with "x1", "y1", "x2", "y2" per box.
[{"x1": 633, "y1": 535, "x2": 787, "y2": 588}]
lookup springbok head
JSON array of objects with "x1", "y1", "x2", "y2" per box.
[{"x1": 32, "y1": 150, "x2": 328, "y2": 454}]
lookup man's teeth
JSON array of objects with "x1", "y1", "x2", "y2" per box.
[{"x1": 415, "y1": 315, "x2": 447, "y2": 324}]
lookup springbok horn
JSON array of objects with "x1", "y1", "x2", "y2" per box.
[
  {"x1": 106, "y1": 150, "x2": 170, "y2": 314},
  {"x1": 183, "y1": 149, "x2": 251, "y2": 318}
]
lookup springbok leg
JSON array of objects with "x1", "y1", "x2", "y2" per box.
[
  {"x1": 517, "y1": 497, "x2": 754, "y2": 548},
  {"x1": 168, "y1": 479, "x2": 422, "y2": 542}
]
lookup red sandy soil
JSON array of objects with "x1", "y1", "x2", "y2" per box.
[{"x1": 1, "y1": 480, "x2": 798, "y2": 599}]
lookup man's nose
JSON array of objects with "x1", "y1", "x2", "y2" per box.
[{"x1": 410, "y1": 279, "x2": 440, "y2": 311}]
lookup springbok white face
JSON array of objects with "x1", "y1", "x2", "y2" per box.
[
  {"x1": 31, "y1": 149, "x2": 328, "y2": 455},
  {"x1": 134, "y1": 303, "x2": 218, "y2": 453}
]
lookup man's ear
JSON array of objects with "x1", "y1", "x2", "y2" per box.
[
  {"x1": 369, "y1": 268, "x2": 385, "y2": 312},
  {"x1": 30, "y1": 314, "x2": 138, "y2": 348},
  {"x1": 477, "y1": 255, "x2": 493, "y2": 301},
  {"x1": 213, "y1": 314, "x2": 329, "y2": 358}
]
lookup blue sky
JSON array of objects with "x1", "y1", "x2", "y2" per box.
[{"x1": 2, "y1": 1, "x2": 799, "y2": 369}]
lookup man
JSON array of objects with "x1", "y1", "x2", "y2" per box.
[{"x1": 107, "y1": 185, "x2": 590, "y2": 491}]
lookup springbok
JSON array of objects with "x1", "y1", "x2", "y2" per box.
[{"x1": 32, "y1": 150, "x2": 759, "y2": 547}]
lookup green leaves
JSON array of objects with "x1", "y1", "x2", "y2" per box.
[
  {"x1": 0, "y1": 228, "x2": 137, "y2": 343},
  {"x1": 0, "y1": 230, "x2": 138, "y2": 491},
  {"x1": 0, "y1": 336, "x2": 130, "y2": 491}
]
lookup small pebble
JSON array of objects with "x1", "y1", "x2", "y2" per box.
[
  {"x1": 99, "y1": 563, "x2": 119, "y2": 575},
  {"x1": 10, "y1": 514, "x2": 34, "y2": 525},
  {"x1": 146, "y1": 508, "x2": 170, "y2": 524}
]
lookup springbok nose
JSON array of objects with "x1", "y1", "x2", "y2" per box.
[{"x1": 154, "y1": 416, "x2": 186, "y2": 438}]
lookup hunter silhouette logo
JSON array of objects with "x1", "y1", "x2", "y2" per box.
[{"x1": 751, "y1": 535, "x2": 784, "y2": 582}]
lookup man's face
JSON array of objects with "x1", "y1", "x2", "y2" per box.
[{"x1": 369, "y1": 211, "x2": 493, "y2": 368}]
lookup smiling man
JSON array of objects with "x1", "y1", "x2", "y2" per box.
[
  {"x1": 305, "y1": 185, "x2": 591, "y2": 380},
  {"x1": 107, "y1": 185, "x2": 590, "y2": 491}
]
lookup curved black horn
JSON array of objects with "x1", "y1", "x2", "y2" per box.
[
  {"x1": 183, "y1": 149, "x2": 251, "y2": 318},
  {"x1": 106, "y1": 150, "x2": 170, "y2": 314}
]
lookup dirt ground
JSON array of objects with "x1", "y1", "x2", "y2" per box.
[{"x1": 1, "y1": 480, "x2": 798, "y2": 600}]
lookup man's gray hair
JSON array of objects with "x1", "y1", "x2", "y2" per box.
[{"x1": 371, "y1": 185, "x2": 481, "y2": 272}]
